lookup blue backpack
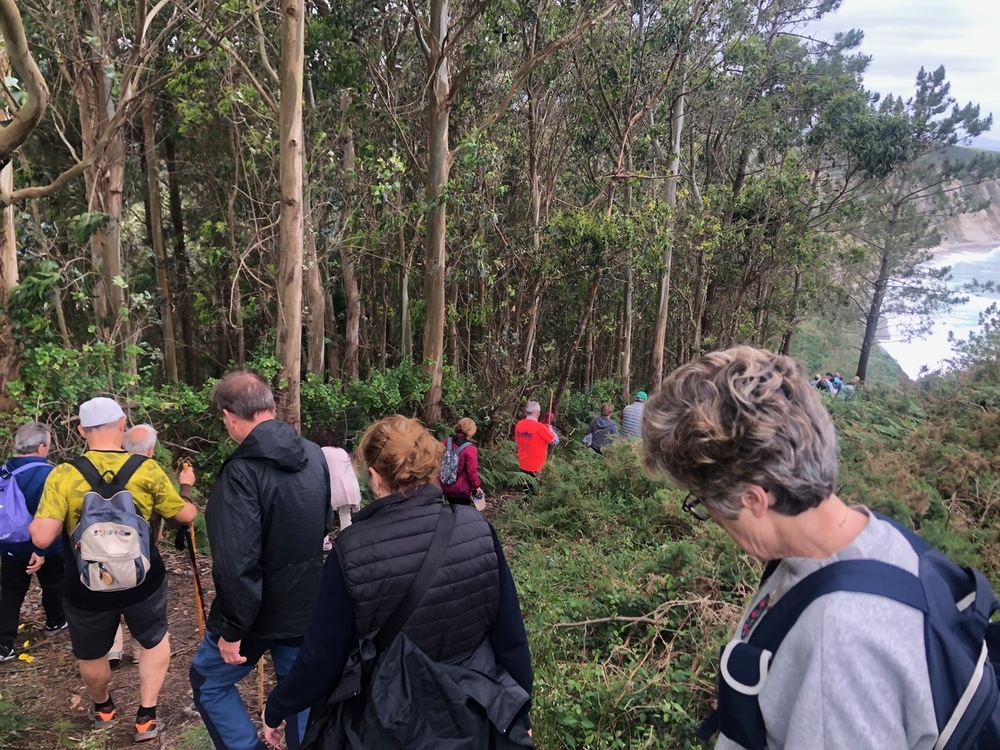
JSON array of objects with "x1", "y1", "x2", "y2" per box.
[
  {"x1": 0, "y1": 462, "x2": 47, "y2": 544},
  {"x1": 700, "y1": 514, "x2": 1000, "y2": 750}
]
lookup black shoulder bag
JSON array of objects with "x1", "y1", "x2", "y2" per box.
[{"x1": 301, "y1": 503, "x2": 457, "y2": 750}]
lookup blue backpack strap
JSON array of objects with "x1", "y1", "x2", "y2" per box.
[
  {"x1": 700, "y1": 559, "x2": 928, "y2": 747},
  {"x1": 446, "y1": 437, "x2": 453, "y2": 451},
  {"x1": 749, "y1": 559, "x2": 927, "y2": 651}
]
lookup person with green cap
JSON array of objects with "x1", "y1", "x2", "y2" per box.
[{"x1": 620, "y1": 391, "x2": 647, "y2": 439}]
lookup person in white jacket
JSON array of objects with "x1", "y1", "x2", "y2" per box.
[{"x1": 309, "y1": 429, "x2": 361, "y2": 550}]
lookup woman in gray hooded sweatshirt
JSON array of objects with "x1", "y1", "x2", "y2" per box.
[{"x1": 585, "y1": 403, "x2": 618, "y2": 453}]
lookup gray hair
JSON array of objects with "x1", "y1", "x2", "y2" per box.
[
  {"x1": 124, "y1": 424, "x2": 158, "y2": 455},
  {"x1": 14, "y1": 422, "x2": 50, "y2": 455},
  {"x1": 525, "y1": 401, "x2": 541, "y2": 415},
  {"x1": 211, "y1": 369, "x2": 276, "y2": 420},
  {"x1": 642, "y1": 346, "x2": 837, "y2": 518}
]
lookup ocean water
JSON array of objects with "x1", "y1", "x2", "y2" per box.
[{"x1": 880, "y1": 245, "x2": 1000, "y2": 378}]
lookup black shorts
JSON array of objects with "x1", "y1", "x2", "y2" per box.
[{"x1": 63, "y1": 578, "x2": 169, "y2": 660}]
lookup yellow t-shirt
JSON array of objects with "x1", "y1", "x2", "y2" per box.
[{"x1": 36, "y1": 450, "x2": 186, "y2": 532}]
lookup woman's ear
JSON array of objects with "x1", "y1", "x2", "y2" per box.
[
  {"x1": 742, "y1": 485, "x2": 771, "y2": 518},
  {"x1": 368, "y1": 466, "x2": 388, "y2": 498}
]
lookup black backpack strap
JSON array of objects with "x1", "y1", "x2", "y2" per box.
[
  {"x1": 71, "y1": 454, "x2": 148, "y2": 491},
  {"x1": 374, "y1": 503, "x2": 456, "y2": 653},
  {"x1": 70, "y1": 456, "x2": 106, "y2": 490},
  {"x1": 111, "y1": 454, "x2": 149, "y2": 489}
]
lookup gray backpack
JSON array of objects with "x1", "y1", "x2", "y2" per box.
[
  {"x1": 70, "y1": 455, "x2": 152, "y2": 592},
  {"x1": 439, "y1": 438, "x2": 470, "y2": 486}
]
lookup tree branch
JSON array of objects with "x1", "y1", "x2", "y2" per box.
[{"x1": 0, "y1": 0, "x2": 49, "y2": 163}]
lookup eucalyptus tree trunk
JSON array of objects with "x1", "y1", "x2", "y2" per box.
[
  {"x1": 276, "y1": 0, "x2": 305, "y2": 430},
  {"x1": 0, "y1": 48, "x2": 19, "y2": 392},
  {"x1": 304, "y1": 195, "x2": 326, "y2": 377},
  {"x1": 339, "y1": 91, "x2": 360, "y2": 381},
  {"x1": 0, "y1": 157, "x2": 17, "y2": 392},
  {"x1": 421, "y1": 0, "x2": 452, "y2": 424},
  {"x1": 142, "y1": 95, "x2": 178, "y2": 383},
  {"x1": 164, "y1": 136, "x2": 195, "y2": 382},
  {"x1": 649, "y1": 81, "x2": 685, "y2": 393},
  {"x1": 552, "y1": 266, "x2": 603, "y2": 416}
]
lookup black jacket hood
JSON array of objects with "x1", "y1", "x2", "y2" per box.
[{"x1": 230, "y1": 419, "x2": 308, "y2": 472}]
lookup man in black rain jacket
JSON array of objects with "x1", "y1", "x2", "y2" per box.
[{"x1": 190, "y1": 370, "x2": 330, "y2": 750}]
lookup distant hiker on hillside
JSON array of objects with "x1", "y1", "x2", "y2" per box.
[
  {"x1": 515, "y1": 401, "x2": 556, "y2": 478},
  {"x1": 642, "y1": 346, "x2": 1000, "y2": 749},
  {"x1": 439, "y1": 417, "x2": 485, "y2": 510},
  {"x1": 0, "y1": 422, "x2": 63, "y2": 663},
  {"x1": 30, "y1": 398, "x2": 198, "y2": 742},
  {"x1": 584, "y1": 403, "x2": 618, "y2": 453},
  {"x1": 839, "y1": 375, "x2": 862, "y2": 400},
  {"x1": 620, "y1": 391, "x2": 647, "y2": 438}
]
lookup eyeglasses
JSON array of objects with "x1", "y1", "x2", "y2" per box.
[{"x1": 682, "y1": 494, "x2": 712, "y2": 522}]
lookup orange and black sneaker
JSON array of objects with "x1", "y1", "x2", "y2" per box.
[
  {"x1": 134, "y1": 716, "x2": 159, "y2": 742},
  {"x1": 88, "y1": 703, "x2": 117, "y2": 729}
]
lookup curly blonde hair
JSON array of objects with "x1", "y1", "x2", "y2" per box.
[
  {"x1": 453, "y1": 417, "x2": 477, "y2": 438},
  {"x1": 641, "y1": 346, "x2": 837, "y2": 518},
  {"x1": 357, "y1": 415, "x2": 445, "y2": 493}
]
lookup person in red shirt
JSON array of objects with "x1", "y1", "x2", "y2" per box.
[{"x1": 514, "y1": 401, "x2": 557, "y2": 476}]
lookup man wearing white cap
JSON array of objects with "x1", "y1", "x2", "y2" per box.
[{"x1": 30, "y1": 397, "x2": 197, "y2": 742}]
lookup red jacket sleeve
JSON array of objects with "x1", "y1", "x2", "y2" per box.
[{"x1": 464, "y1": 445, "x2": 481, "y2": 490}]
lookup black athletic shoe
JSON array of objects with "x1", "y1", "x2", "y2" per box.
[
  {"x1": 0, "y1": 644, "x2": 15, "y2": 661},
  {"x1": 43, "y1": 621, "x2": 68, "y2": 634}
]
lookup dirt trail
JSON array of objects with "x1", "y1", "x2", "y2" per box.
[{"x1": 1, "y1": 541, "x2": 279, "y2": 750}]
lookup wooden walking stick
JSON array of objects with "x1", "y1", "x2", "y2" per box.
[{"x1": 547, "y1": 390, "x2": 554, "y2": 422}]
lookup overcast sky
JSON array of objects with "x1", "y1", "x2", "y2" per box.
[{"x1": 807, "y1": 0, "x2": 1000, "y2": 139}]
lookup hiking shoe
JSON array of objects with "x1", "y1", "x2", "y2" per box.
[
  {"x1": 89, "y1": 705, "x2": 117, "y2": 729},
  {"x1": 44, "y1": 621, "x2": 68, "y2": 634},
  {"x1": 0, "y1": 644, "x2": 15, "y2": 661},
  {"x1": 134, "y1": 717, "x2": 159, "y2": 742}
]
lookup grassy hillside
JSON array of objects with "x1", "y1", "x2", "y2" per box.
[{"x1": 490, "y1": 377, "x2": 1000, "y2": 748}]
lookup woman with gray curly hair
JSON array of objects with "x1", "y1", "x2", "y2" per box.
[{"x1": 642, "y1": 346, "x2": 939, "y2": 750}]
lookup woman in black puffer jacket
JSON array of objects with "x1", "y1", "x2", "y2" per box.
[{"x1": 262, "y1": 415, "x2": 533, "y2": 750}]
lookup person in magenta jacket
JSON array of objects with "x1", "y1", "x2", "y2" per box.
[{"x1": 439, "y1": 417, "x2": 483, "y2": 505}]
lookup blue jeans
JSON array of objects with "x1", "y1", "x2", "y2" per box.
[{"x1": 190, "y1": 632, "x2": 308, "y2": 750}]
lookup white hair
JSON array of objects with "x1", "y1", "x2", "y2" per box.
[
  {"x1": 525, "y1": 401, "x2": 541, "y2": 414},
  {"x1": 124, "y1": 424, "x2": 158, "y2": 455}
]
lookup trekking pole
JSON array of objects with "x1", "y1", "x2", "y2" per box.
[
  {"x1": 187, "y1": 525, "x2": 207, "y2": 638},
  {"x1": 175, "y1": 461, "x2": 207, "y2": 638},
  {"x1": 548, "y1": 390, "x2": 554, "y2": 422},
  {"x1": 257, "y1": 661, "x2": 265, "y2": 714}
]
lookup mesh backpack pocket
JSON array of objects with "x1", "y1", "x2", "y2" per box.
[{"x1": 69, "y1": 455, "x2": 152, "y2": 592}]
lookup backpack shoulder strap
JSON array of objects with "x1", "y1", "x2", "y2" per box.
[
  {"x1": 374, "y1": 503, "x2": 456, "y2": 653},
  {"x1": 5, "y1": 462, "x2": 49, "y2": 478},
  {"x1": 748, "y1": 559, "x2": 928, "y2": 652},
  {"x1": 70, "y1": 455, "x2": 106, "y2": 490},
  {"x1": 446, "y1": 437, "x2": 453, "y2": 451},
  {"x1": 111, "y1": 454, "x2": 149, "y2": 490},
  {"x1": 456, "y1": 441, "x2": 471, "y2": 454}
]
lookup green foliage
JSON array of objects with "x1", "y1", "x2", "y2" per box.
[{"x1": 0, "y1": 699, "x2": 28, "y2": 745}]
